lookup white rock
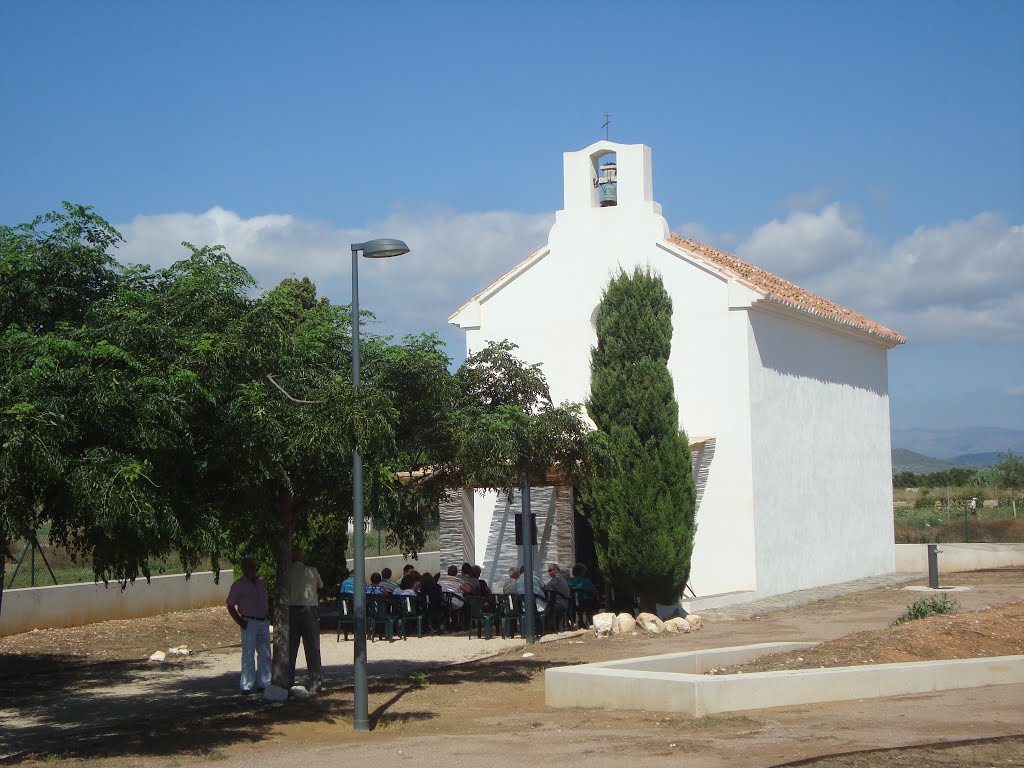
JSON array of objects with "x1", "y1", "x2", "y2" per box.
[
  {"x1": 290, "y1": 685, "x2": 309, "y2": 699},
  {"x1": 664, "y1": 617, "x2": 691, "y2": 633},
  {"x1": 636, "y1": 612, "x2": 665, "y2": 634},
  {"x1": 263, "y1": 684, "x2": 289, "y2": 702},
  {"x1": 148, "y1": 651, "x2": 166, "y2": 662},
  {"x1": 592, "y1": 612, "x2": 615, "y2": 637},
  {"x1": 686, "y1": 614, "x2": 704, "y2": 631},
  {"x1": 613, "y1": 613, "x2": 636, "y2": 635},
  {"x1": 522, "y1": 652, "x2": 535, "y2": 658}
]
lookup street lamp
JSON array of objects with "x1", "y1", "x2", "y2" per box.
[{"x1": 350, "y1": 238, "x2": 409, "y2": 732}]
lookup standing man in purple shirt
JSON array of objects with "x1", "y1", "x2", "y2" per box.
[{"x1": 225, "y1": 555, "x2": 271, "y2": 694}]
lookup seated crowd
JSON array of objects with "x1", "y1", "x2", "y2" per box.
[{"x1": 337, "y1": 560, "x2": 599, "y2": 636}]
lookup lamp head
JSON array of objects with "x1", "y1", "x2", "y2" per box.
[{"x1": 351, "y1": 238, "x2": 410, "y2": 259}]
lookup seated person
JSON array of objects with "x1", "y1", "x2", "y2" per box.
[
  {"x1": 339, "y1": 570, "x2": 354, "y2": 595},
  {"x1": 502, "y1": 567, "x2": 521, "y2": 595},
  {"x1": 437, "y1": 564, "x2": 468, "y2": 612},
  {"x1": 417, "y1": 572, "x2": 443, "y2": 630},
  {"x1": 472, "y1": 564, "x2": 492, "y2": 596},
  {"x1": 366, "y1": 571, "x2": 384, "y2": 594},
  {"x1": 544, "y1": 563, "x2": 571, "y2": 610},
  {"x1": 566, "y1": 562, "x2": 596, "y2": 594},
  {"x1": 513, "y1": 568, "x2": 547, "y2": 614},
  {"x1": 392, "y1": 574, "x2": 418, "y2": 596},
  {"x1": 460, "y1": 562, "x2": 482, "y2": 596},
  {"x1": 379, "y1": 567, "x2": 400, "y2": 595}
]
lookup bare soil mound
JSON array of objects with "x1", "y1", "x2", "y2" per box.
[{"x1": 714, "y1": 601, "x2": 1024, "y2": 675}]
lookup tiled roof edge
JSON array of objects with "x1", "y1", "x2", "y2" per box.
[{"x1": 666, "y1": 233, "x2": 906, "y2": 345}]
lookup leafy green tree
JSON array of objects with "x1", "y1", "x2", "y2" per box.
[
  {"x1": 359, "y1": 333, "x2": 459, "y2": 558},
  {"x1": 580, "y1": 267, "x2": 697, "y2": 610},
  {"x1": 451, "y1": 340, "x2": 590, "y2": 639},
  {"x1": 995, "y1": 451, "x2": 1023, "y2": 491},
  {"x1": 451, "y1": 341, "x2": 588, "y2": 492},
  {"x1": 1, "y1": 205, "x2": 458, "y2": 686}
]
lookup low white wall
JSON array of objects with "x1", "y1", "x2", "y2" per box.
[
  {"x1": 895, "y1": 543, "x2": 1024, "y2": 573},
  {"x1": 363, "y1": 551, "x2": 440, "y2": 576},
  {"x1": 0, "y1": 570, "x2": 233, "y2": 637}
]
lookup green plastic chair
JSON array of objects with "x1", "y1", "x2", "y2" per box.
[
  {"x1": 465, "y1": 595, "x2": 499, "y2": 639},
  {"x1": 570, "y1": 588, "x2": 596, "y2": 629},
  {"x1": 395, "y1": 594, "x2": 425, "y2": 639},
  {"x1": 512, "y1": 593, "x2": 546, "y2": 637},
  {"x1": 336, "y1": 594, "x2": 355, "y2": 641},
  {"x1": 366, "y1": 595, "x2": 400, "y2": 642},
  {"x1": 497, "y1": 593, "x2": 519, "y2": 638}
]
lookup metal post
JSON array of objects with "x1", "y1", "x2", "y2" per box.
[
  {"x1": 927, "y1": 543, "x2": 940, "y2": 589},
  {"x1": 351, "y1": 245, "x2": 369, "y2": 732},
  {"x1": 520, "y1": 472, "x2": 536, "y2": 643}
]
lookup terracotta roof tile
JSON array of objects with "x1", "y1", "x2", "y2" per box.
[{"x1": 667, "y1": 233, "x2": 906, "y2": 345}]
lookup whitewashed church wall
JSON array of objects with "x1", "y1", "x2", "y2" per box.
[
  {"x1": 462, "y1": 143, "x2": 761, "y2": 601},
  {"x1": 656, "y1": 251, "x2": 759, "y2": 599},
  {"x1": 746, "y1": 310, "x2": 896, "y2": 597}
]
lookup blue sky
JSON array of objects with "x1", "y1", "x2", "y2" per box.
[{"x1": 2, "y1": 2, "x2": 1022, "y2": 437}]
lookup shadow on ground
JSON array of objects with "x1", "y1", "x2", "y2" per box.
[{"x1": 0, "y1": 650, "x2": 556, "y2": 762}]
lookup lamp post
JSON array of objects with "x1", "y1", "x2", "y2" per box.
[{"x1": 350, "y1": 238, "x2": 409, "y2": 732}]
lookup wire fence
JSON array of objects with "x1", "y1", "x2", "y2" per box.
[
  {"x1": 894, "y1": 505, "x2": 1024, "y2": 544},
  {"x1": 5, "y1": 524, "x2": 442, "y2": 590},
  {"x1": 3, "y1": 530, "x2": 213, "y2": 590}
]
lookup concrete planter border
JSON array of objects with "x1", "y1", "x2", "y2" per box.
[{"x1": 545, "y1": 642, "x2": 1024, "y2": 717}]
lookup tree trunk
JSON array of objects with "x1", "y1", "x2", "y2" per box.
[
  {"x1": 271, "y1": 487, "x2": 296, "y2": 688},
  {"x1": 0, "y1": 536, "x2": 7, "y2": 619}
]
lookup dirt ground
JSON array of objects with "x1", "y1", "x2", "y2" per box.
[{"x1": 1, "y1": 569, "x2": 1022, "y2": 767}]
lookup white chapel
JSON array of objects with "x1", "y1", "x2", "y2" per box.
[{"x1": 446, "y1": 140, "x2": 904, "y2": 611}]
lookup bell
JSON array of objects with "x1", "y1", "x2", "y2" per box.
[
  {"x1": 598, "y1": 160, "x2": 618, "y2": 207},
  {"x1": 600, "y1": 181, "x2": 617, "y2": 207}
]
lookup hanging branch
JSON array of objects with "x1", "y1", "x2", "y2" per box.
[{"x1": 265, "y1": 374, "x2": 323, "y2": 405}]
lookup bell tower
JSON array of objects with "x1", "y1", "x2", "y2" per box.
[
  {"x1": 551, "y1": 140, "x2": 667, "y2": 244},
  {"x1": 560, "y1": 140, "x2": 660, "y2": 213}
]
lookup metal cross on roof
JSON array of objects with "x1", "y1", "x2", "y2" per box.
[{"x1": 602, "y1": 112, "x2": 611, "y2": 141}]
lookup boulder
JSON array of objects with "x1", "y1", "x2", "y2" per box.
[
  {"x1": 263, "y1": 684, "x2": 289, "y2": 702},
  {"x1": 148, "y1": 650, "x2": 166, "y2": 662},
  {"x1": 635, "y1": 612, "x2": 665, "y2": 634},
  {"x1": 664, "y1": 617, "x2": 691, "y2": 633},
  {"x1": 592, "y1": 612, "x2": 615, "y2": 637},
  {"x1": 686, "y1": 614, "x2": 704, "y2": 631},
  {"x1": 289, "y1": 685, "x2": 310, "y2": 699},
  {"x1": 614, "y1": 613, "x2": 636, "y2": 635}
]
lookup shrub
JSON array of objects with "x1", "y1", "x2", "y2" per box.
[
  {"x1": 891, "y1": 595, "x2": 959, "y2": 626},
  {"x1": 913, "y1": 494, "x2": 935, "y2": 510}
]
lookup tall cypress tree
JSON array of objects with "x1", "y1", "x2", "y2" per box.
[{"x1": 581, "y1": 267, "x2": 696, "y2": 609}]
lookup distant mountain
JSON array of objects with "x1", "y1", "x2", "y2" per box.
[
  {"x1": 891, "y1": 449, "x2": 958, "y2": 474},
  {"x1": 891, "y1": 427, "x2": 1024, "y2": 460},
  {"x1": 948, "y1": 452, "x2": 1002, "y2": 467}
]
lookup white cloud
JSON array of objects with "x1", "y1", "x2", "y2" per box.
[
  {"x1": 117, "y1": 206, "x2": 553, "y2": 356},
  {"x1": 1008, "y1": 386, "x2": 1024, "y2": 397},
  {"x1": 729, "y1": 205, "x2": 1023, "y2": 343},
  {"x1": 115, "y1": 202, "x2": 1022, "y2": 355},
  {"x1": 735, "y1": 203, "x2": 875, "y2": 281}
]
